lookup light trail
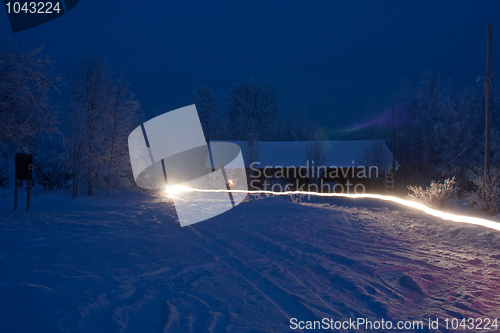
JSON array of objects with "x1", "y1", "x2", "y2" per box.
[{"x1": 163, "y1": 186, "x2": 500, "y2": 232}]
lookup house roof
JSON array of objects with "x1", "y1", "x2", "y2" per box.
[{"x1": 209, "y1": 140, "x2": 400, "y2": 170}]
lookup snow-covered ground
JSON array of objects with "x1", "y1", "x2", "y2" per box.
[{"x1": 1, "y1": 190, "x2": 500, "y2": 332}]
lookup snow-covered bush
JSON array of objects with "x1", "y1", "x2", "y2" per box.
[
  {"x1": 465, "y1": 167, "x2": 500, "y2": 216},
  {"x1": 407, "y1": 177, "x2": 457, "y2": 209}
]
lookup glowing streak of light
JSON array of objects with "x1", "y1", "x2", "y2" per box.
[{"x1": 176, "y1": 187, "x2": 500, "y2": 232}]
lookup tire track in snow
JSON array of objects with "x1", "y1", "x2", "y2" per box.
[
  {"x1": 164, "y1": 222, "x2": 325, "y2": 333},
  {"x1": 193, "y1": 224, "x2": 348, "y2": 319},
  {"x1": 198, "y1": 219, "x2": 396, "y2": 320}
]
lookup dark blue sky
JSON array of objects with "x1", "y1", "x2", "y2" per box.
[{"x1": 1, "y1": 1, "x2": 499, "y2": 131}]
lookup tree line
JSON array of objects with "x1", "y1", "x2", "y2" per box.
[
  {"x1": 193, "y1": 81, "x2": 318, "y2": 143},
  {"x1": 0, "y1": 42, "x2": 498, "y2": 201},
  {"x1": 0, "y1": 45, "x2": 323, "y2": 197},
  {"x1": 351, "y1": 70, "x2": 500, "y2": 192},
  {"x1": 0, "y1": 46, "x2": 144, "y2": 197}
]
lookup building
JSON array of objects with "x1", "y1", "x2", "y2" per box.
[{"x1": 210, "y1": 140, "x2": 400, "y2": 193}]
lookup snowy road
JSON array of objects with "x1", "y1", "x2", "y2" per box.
[{"x1": 1, "y1": 192, "x2": 500, "y2": 332}]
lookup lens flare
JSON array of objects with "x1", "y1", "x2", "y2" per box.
[{"x1": 164, "y1": 185, "x2": 190, "y2": 196}]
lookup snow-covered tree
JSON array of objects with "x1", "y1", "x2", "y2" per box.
[
  {"x1": 489, "y1": 87, "x2": 500, "y2": 167},
  {"x1": 104, "y1": 74, "x2": 142, "y2": 196},
  {"x1": 226, "y1": 81, "x2": 283, "y2": 140},
  {"x1": 360, "y1": 139, "x2": 391, "y2": 176},
  {"x1": 290, "y1": 108, "x2": 317, "y2": 141},
  {"x1": 0, "y1": 45, "x2": 61, "y2": 152},
  {"x1": 303, "y1": 129, "x2": 327, "y2": 185},
  {"x1": 0, "y1": 150, "x2": 12, "y2": 189},
  {"x1": 385, "y1": 70, "x2": 484, "y2": 190},
  {"x1": 65, "y1": 91, "x2": 89, "y2": 198},
  {"x1": 245, "y1": 133, "x2": 260, "y2": 167},
  {"x1": 66, "y1": 55, "x2": 143, "y2": 198},
  {"x1": 245, "y1": 133, "x2": 260, "y2": 186},
  {"x1": 66, "y1": 54, "x2": 114, "y2": 197},
  {"x1": 32, "y1": 136, "x2": 68, "y2": 191},
  {"x1": 193, "y1": 86, "x2": 219, "y2": 141}
]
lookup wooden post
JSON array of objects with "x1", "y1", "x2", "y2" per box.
[
  {"x1": 27, "y1": 179, "x2": 31, "y2": 212},
  {"x1": 485, "y1": 22, "x2": 492, "y2": 180},
  {"x1": 392, "y1": 104, "x2": 396, "y2": 190},
  {"x1": 220, "y1": 161, "x2": 235, "y2": 207},
  {"x1": 14, "y1": 178, "x2": 18, "y2": 211},
  {"x1": 14, "y1": 153, "x2": 33, "y2": 211}
]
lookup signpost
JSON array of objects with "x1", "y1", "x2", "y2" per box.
[{"x1": 14, "y1": 153, "x2": 33, "y2": 212}]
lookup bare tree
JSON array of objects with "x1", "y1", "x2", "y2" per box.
[{"x1": 0, "y1": 45, "x2": 61, "y2": 152}]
